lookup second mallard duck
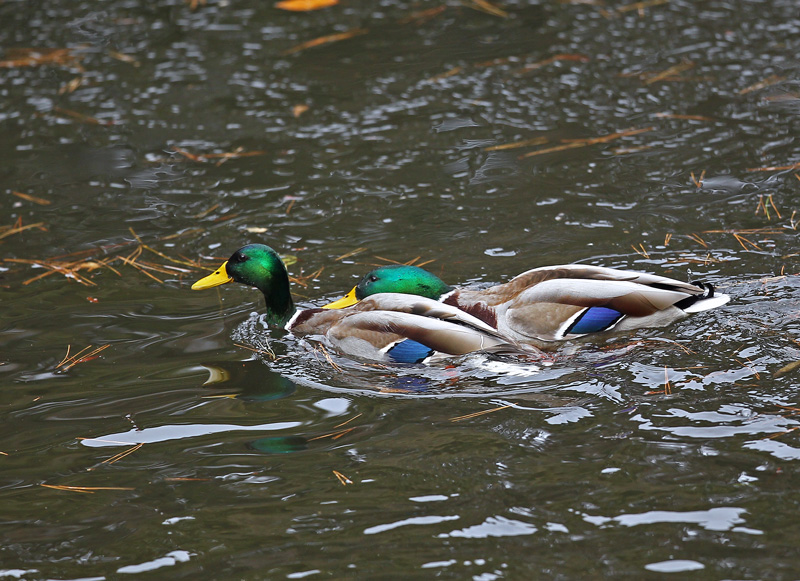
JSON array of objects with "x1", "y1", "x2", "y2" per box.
[{"x1": 324, "y1": 262, "x2": 730, "y2": 346}]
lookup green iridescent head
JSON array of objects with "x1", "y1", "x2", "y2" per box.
[
  {"x1": 356, "y1": 265, "x2": 453, "y2": 299},
  {"x1": 324, "y1": 264, "x2": 452, "y2": 308},
  {"x1": 192, "y1": 244, "x2": 295, "y2": 326}
]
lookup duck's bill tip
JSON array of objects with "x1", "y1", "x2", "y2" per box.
[
  {"x1": 322, "y1": 286, "x2": 358, "y2": 309},
  {"x1": 192, "y1": 261, "x2": 233, "y2": 290}
]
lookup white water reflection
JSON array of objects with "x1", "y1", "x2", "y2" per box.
[
  {"x1": 438, "y1": 516, "x2": 539, "y2": 539},
  {"x1": 580, "y1": 507, "x2": 761, "y2": 534},
  {"x1": 635, "y1": 404, "x2": 797, "y2": 438},
  {"x1": 80, "y1": 421, "x2": 302, "y2": 447}
]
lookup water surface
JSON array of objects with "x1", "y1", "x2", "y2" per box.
[{"x1": 2, "y1": 0, "x2": 800, "y2": 578}]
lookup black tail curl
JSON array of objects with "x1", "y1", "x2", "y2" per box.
[{"x1": 673, "y1": 281, "x2": 715, "y2": 310}]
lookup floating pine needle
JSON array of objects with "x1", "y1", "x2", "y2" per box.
[
  {"x1": 690, "y1": 170, "x2": 705, "y2": 188},
  {"x1": 466, "y1": 0, "x2": 508, "y2": 18},
  {"x1": 617, "y1": 0, "x2": 669, "y2": 13},
  {"x1": 484, "y1": 137, "x2": 549, "y2": 152},
  {"x1": 57, "y1": 344, "x2": 110, "y2": 370},
  {"x1": 515, "y1": 54, "x2": 589, "y2": 74},
  {"x1": 426, "y1": 66, "x2": 463, "y2": 82},
  {"x1": 397, "y1": 5, "x2": 447, "y2": 25},
  {"x1": 308, "y1": 427, "x2": 357, "y2": 441},
  {"x1": 631, "y1": 243, "x2": 650, "y2": 258},
  {"x1": 655, "y1": 112, "x2": 715, "y2": 122},
  {"x1": 51, "y1": 106, "x2": 113, "y2": 126},
  {"x1": 316, "y1": 344, "x2": 343, "y2": 373},
  {"x1": 58, "y1": 76, "x2": 83, "y2": 95},
  {"x1": 664, "y1": 233, "x2": 673, "y2": 246},
  {"x1": 0, "y1": 48, "x2": 83, "y2": 69},
  {"x1": 289, "y1": 266, "x2": 324, "y2": 288},
  {"x1": 164, "y1": 477, "x2": 212, "y2": 481},
  {"x1": 775, "y1": 361, "x2": 800, "y2": 378},
  {"x1": 108, "y1": 50, "x2": 140, "y2": 66},
  {"x1": 746, "y1": 162, "x2": 800, "y2": 172},
  {"x1": 334, "y1": 413, "x2": 363, "y2": 429},
  {"x1": 686, "y1": 233, "x2": 708, "y2": 248},
  {"x1": 12, "y1": 191, "x2": 50, "y2": 205},
  {"x1": 332, "y1": 470, "x2": 353, "y2": 485},
  {"x1": 275, "y1": 0, "x2": 339, "y2": 10},
  {"x1": 96, "y1": 443, "x2": 144, "y2": 467},
  {"x1": 234, "y1": 341, "x2": 278, "y2": 360},
  {"x1": 0, "y1": 219, "x2": 47, "y2": 240},
  {"x1": 643, "y1": 61, "x2": 694, "y2": 84},
  {"x1": 732, "y1": 232, "x2": 761, "y2": 251},
  {"x1": 450, "y1": 404, "x2": 516, "y2": 422},
  {"x1": 41, "y1": 484, "x2": 134, "y2": 494},
  {"x1": 519, "y1": 127, "x2": 653, "y2": 159},
  {"x1": 739, "y1": 74, "x2": 785, "y2": 95},
  {"x1": 292, "y1": 104, "x2": 310, "y2": 117},
  {"x1": 335, "y1": 247, "x2": 367, "y2": 261},
  {"x1": 172, "y1": 146, "x2": 266, "y2": 165},
  {"x1": 762, "y1": 426, "x2": 800, "y2": 440},
  {"x1": 282, "y1": 28, "x2": 368, "y2": 56}
]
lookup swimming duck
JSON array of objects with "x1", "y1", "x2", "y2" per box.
[
  {"x1": 323, "y1": 263, "x2": 730, "y2": 346},
  {"x1": 191, "y1": 244, "x2": 535, "y2": 363}
]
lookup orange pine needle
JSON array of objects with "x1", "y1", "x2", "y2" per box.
[
  {"x1": 617, "y1": 0, "x2": 669, "y2": 12},
  {"x1": 746, "y1": 162, "x2": 800, "y2": 172},
  {"x1": 275, "y1": 0, "x2": 338, "y2": 11},
  {"x1": 335, "y1": 247, "x2": 367, "y2": 261},
  {"x1": 282, "y1": 28, "x2": 368, "y2": 56},
  {"x1": 41, "y1": 484, "x2": 134, "y2": 493},
  {"x1": 468, "y1": 0, "x2": 508, "y2": 18},
  {"x1": 484, "y1": 137, "x2": 549, "y2": 152},
  {"x1": 519, "y1": 127, "x2": 653, "y2": 159},
  {"x1": 11, "y1": 191, "x2": 50, "y2": 205},
  {"x1": 739, "y1": 74, "x2": 785, "y2": 95},
  {"x1": 332, "y1": 470, "x2": 353, "y2": 485},
  {"x1": 643, "y1": 61, "x2": 694, "y2": 84},
  {"x1": 450, "y1": 404, "x2": 515, "y2": 422}
]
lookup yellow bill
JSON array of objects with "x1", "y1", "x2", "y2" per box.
[
  {"x1": 192, "y1": 261, "x2": 233, "y2": 290},
  {"x1": 322, "y1": 286, "x2": 359, "y2": 309}
]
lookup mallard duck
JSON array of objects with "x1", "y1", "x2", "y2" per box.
[
  {"x1": 191, "y1": 244, "x2": 536, "y2": 363},
  {"x1": 323, "y1": 263, "x2": 730, "y2": 346}
]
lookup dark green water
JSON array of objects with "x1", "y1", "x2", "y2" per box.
[{"x1": 2, "y1": 0, "x2": 800, "y2": 577}]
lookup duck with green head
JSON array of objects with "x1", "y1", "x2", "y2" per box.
[
  {"x1": 324, "y1": 262, "x2": 730, "y2": 346},
  {"x1": 192, "y1": 244, "x2": 535, "y2": 364}
]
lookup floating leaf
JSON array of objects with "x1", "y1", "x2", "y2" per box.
[{"x1": 276, "y1": 0, "x2": 338, "y2": 10}]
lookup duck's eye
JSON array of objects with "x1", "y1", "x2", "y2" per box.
[
  {"x1": 230, "y1": 251, "x2": 247, "y2": 264},
  {"x1": 368, "y1": 275, "x2": 379, "y2": 283}
]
